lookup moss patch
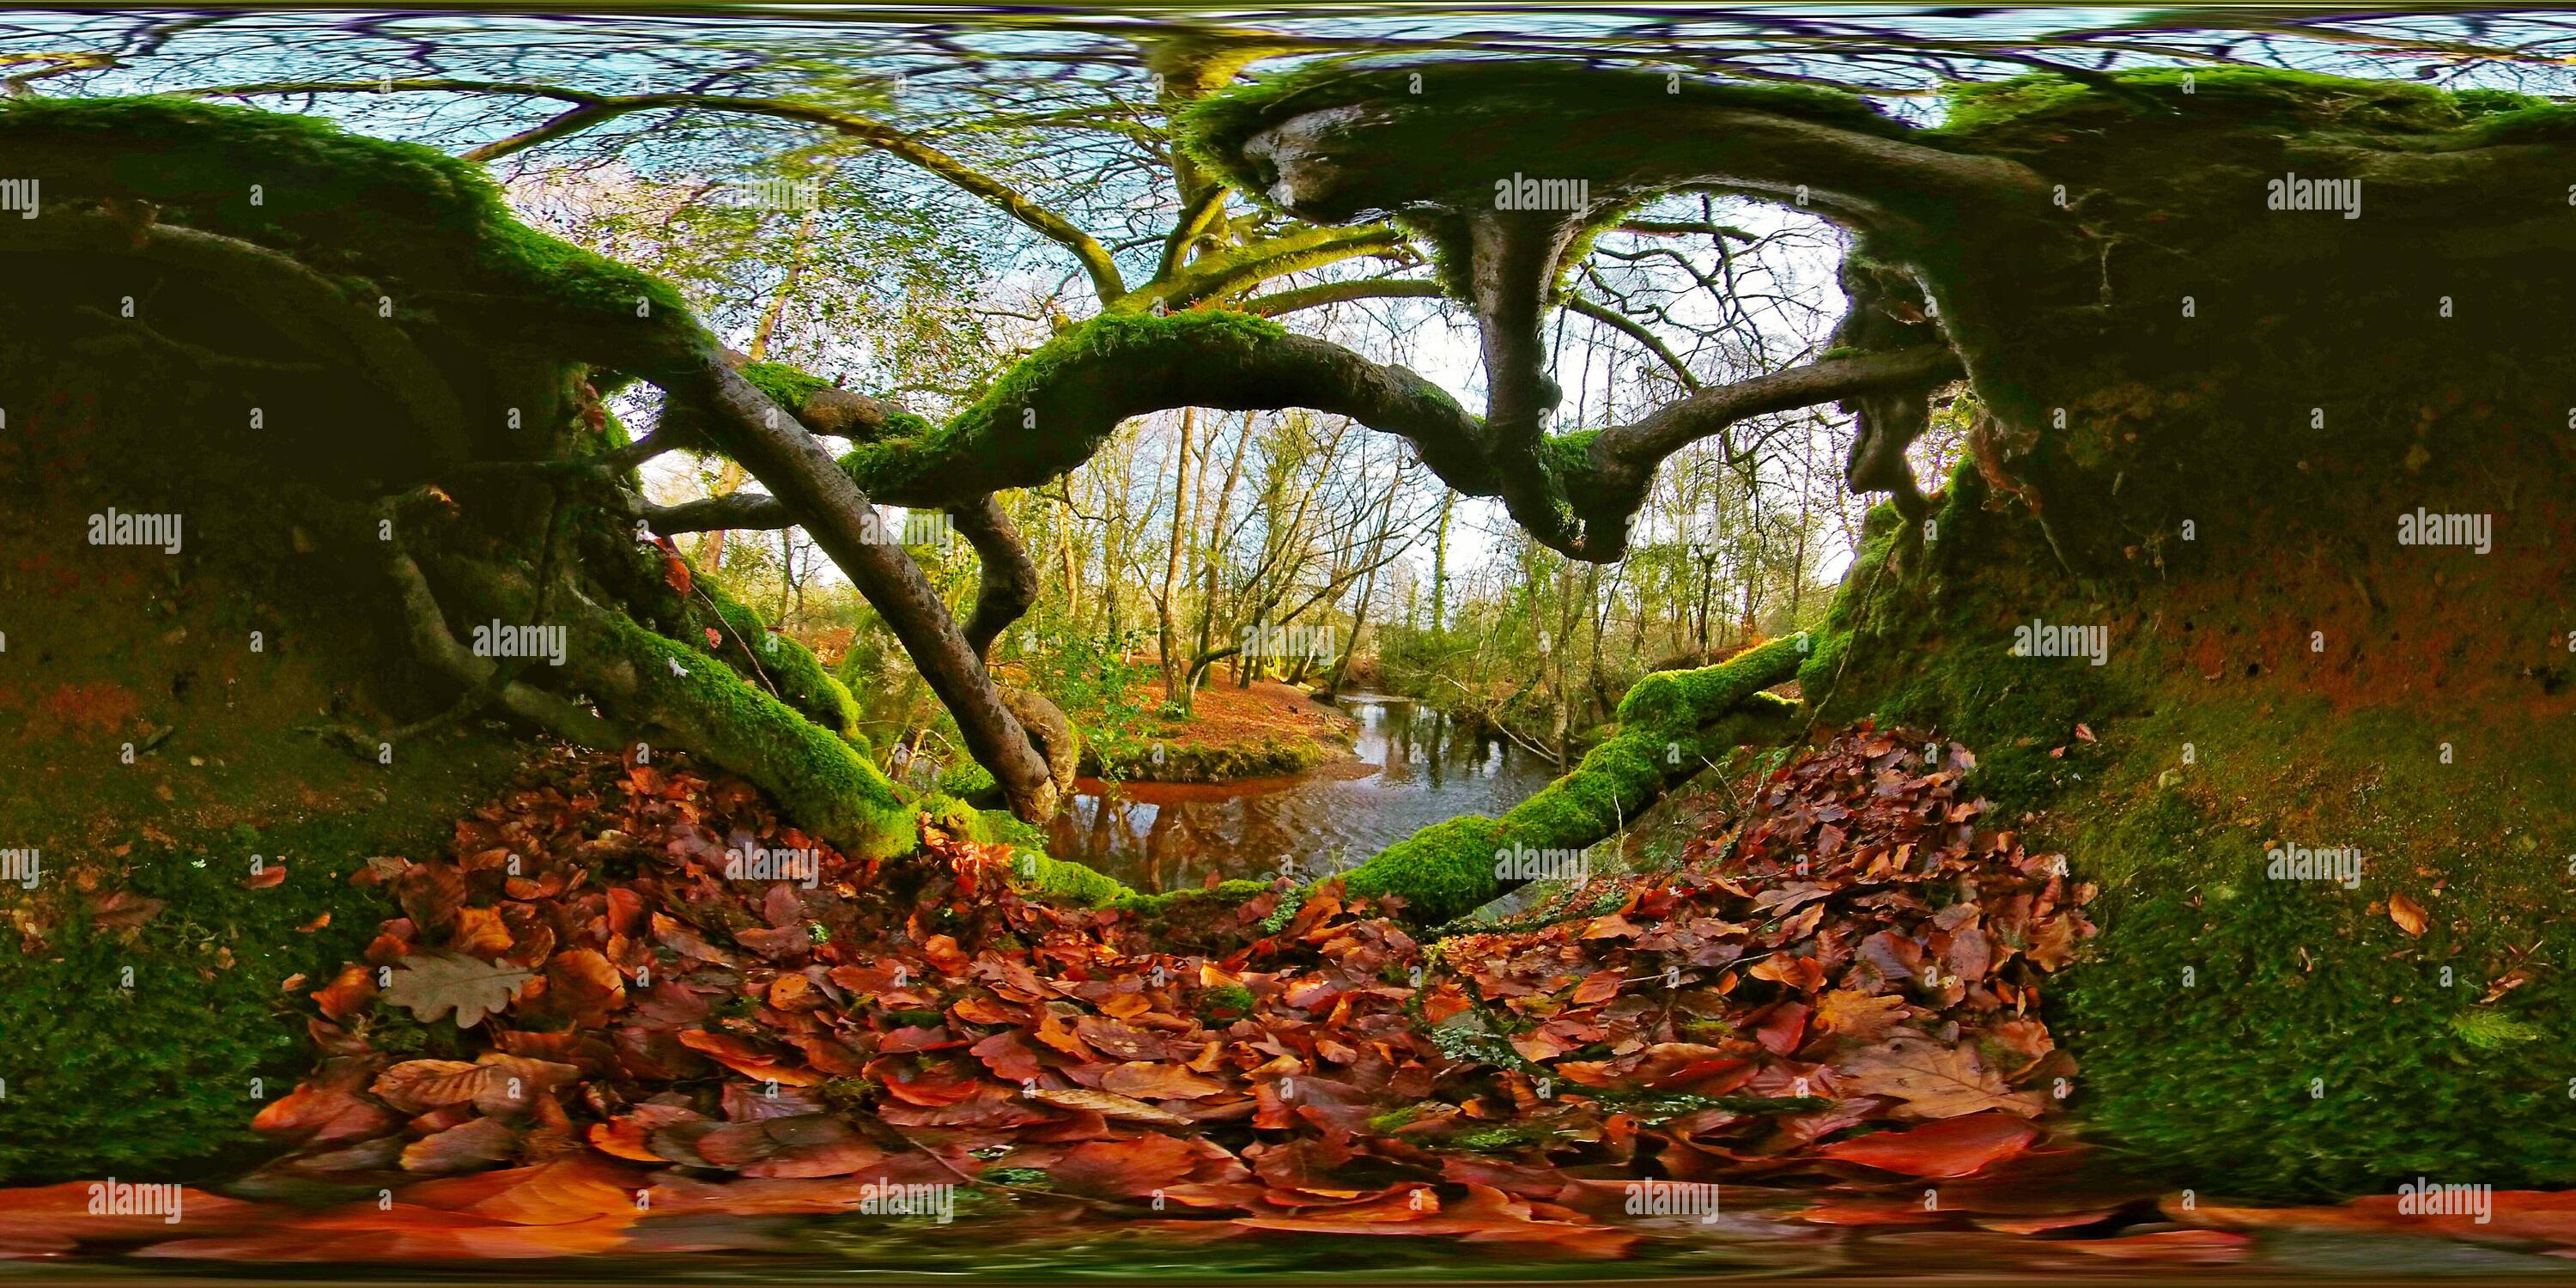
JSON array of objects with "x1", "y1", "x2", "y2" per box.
[
  {"x1": 0, "y1": 96, "x2": 691, "y2": 328},
  {"x1": 1336, "y1": 637, "x2": 1807, "y2": 923},
  {"x1": 0, "y1": 744, "x2": 538, "y2": 1183}
]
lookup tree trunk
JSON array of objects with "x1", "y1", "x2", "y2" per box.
[
  {"x1": 1430, "y1": 492, "x2": 1451, "y2": 633},
  {"x1": 1157, "y1": 408, "x2": 1196, "y2": 709}
]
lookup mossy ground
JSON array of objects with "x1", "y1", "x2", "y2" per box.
[
  {"x1": 0, "y1": 745, "x2": 538, "y2": 1183},
  {"x1": 0, "y1": 334, "x2": 551, "y2": 1182},
  {"x1": 1801, "y1": 403, "x2": 2576, "y2": 1198}
]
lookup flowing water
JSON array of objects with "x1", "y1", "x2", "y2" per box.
[{"x1": 1043, "y1": 694, "x2": 1560, "y2": 893}]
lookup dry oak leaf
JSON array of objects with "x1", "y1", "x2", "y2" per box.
[
  {"x1": 401, "y1": 1115, "x2": 522, "y2": 1174},
  {"x1": 380, "y1": 951, "x2": 535, "y2": 1029},
  {"x1": 370, "y1": 1060, "x2": 489, "y2": 1114},
  {"x1": 1836, "y1": 1035, "x2": 2046, "y2": 1120}
]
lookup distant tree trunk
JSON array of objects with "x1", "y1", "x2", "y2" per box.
[
  {"x1": 1192, "y1": 414, "x2": 1249, "y2": 690},
  {"x1": 1157, "y1": 408, "x2": 1196, "y2": 708},
  {"x1": 1430, "y1": 493, "x2": 1452, "y2": 633},
  {"x1": 1055, "y1": 508, "x2": 1078, "y2": 635},
  {"x1": 1327, "y1": 562, "x2": 1376, "y2": 695}
]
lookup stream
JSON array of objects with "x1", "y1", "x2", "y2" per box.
[{"x1": 1042, "y1": 693, "x2": 1560, "y2": 893}]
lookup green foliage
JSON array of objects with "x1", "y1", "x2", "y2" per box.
[{"x1": 1019, "y1": 629, "x2": 1157, "y2": 775}]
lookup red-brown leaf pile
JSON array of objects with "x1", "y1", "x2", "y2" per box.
[
  {"x1": 1432, "y1": 726, "x2": 2093, "y2": 1184},
  {"x1": 10, "y1": 726, "x2": 2113, "y2": 1262}
]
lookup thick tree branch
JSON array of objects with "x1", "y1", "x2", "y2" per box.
[
  {"x1": 670, "y1": 318, "x2": 1957, "y2": 566},
  {"x1": 649, "y1": 350, "x2": 1063, "y2": 821},
  {"x1": 950, "y1": 494, "x2": 1040, "y2": 660}
]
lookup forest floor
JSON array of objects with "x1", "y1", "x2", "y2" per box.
[
  {"x1": 15, "y1": 726, "x2": 2576, "y2": 1275},
  {"x1": 1082, "y1": 676, "x2": 1358, "y2": 784}
]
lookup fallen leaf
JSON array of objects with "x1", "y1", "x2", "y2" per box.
[
  {"x1": 1027, "y1": 1087, "x2": 1192, "y2": 1126},
  {"x1": 1101, "y1": 1061, "x2": 1227, "y2": 1101},
  {"x1": 1818, "y1": 1113, "x2": 2039, "y2": 1177},
  {"x1": 381, "y1": 951, "x2": 535, "y2": 1030},
  {"x1": 1837, "y1": 1036, "x2": 2044, "y2": 1120},
  {"x1": 1814, "y1": 989, "x2": 1908, "y2": 1041},
  {"x1": 2389, "y1": 893, "x2": 2428, "y2": 937}
]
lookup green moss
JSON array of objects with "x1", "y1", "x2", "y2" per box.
[
  {"x1": 1111, "y1": 879, "x2": 1276, "y2": 923},
  {"x1": 987, "y1": 836, "x2": 1134, "y2": 906},
  {"x1": 967, "y1": 806, "x2": 1048, "y2": 852},
  {"x1": 2450, "y1": 87, "x2": 2548, "y2": 117},
  {"x1": 2448, "y1": 1009, "x2": 2543, "y2": 1051},
  {"x1": 1340, "y1": 815, "x2": 1509, "y2": 922},
  {"x1": 934, "y1": 758, "x2": 998, "y2": 799},
  {"x1": 1615, "y1": 634, "x2": 1808, "y2": 732},
  {"x1": 1083, "y1": 732, "x2": 1330, "y2": 783},
  {"x1": 1176, "y1": 60, "x2": 1903, "y2": 198},
  {"x1": 696, "y1": 582, "x2": 862, "y2": 741},
  {"x1": 0, "y1": 96, "x2": 690, "y2": 328},
  {"x1": 1366, "y1": 1104, "x2": 1424, "y2": 1133},
  {"x1": 0, "y1": 762, "x2": 529, "y2": 1182},
  {"x1": 584, "y1": 609, "x2": 915, "y2": 859},
  {"x1": 2059, "y1": 788, "x2": 2576, "y2": 1199},
  {"x1": 1449, "y1": 1123, "x2": 1541, "y2": 1153},
  {"x1": 836, "y1": 310, "x2": 1287, "y2": 501},
  {"x1": 1196, "y1": 984, "x2": 1258, "y2": 1022},
  {"x1": 881, "y1": 410, "x2": 939, "y2": 439},
  {"x1": 737, "y1": 361, "x2": 833, "y2": 412},
  {"x1": 1932, "y1": 66, "x2": 2560, "y2": 149},
  {"x1": 1334, "y1": 639, "x2": 1804, "y2": 924}
]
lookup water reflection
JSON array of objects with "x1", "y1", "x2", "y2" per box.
[{"x1": 1044, "y1": 694, "x2": 1558, "y2": 892}]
